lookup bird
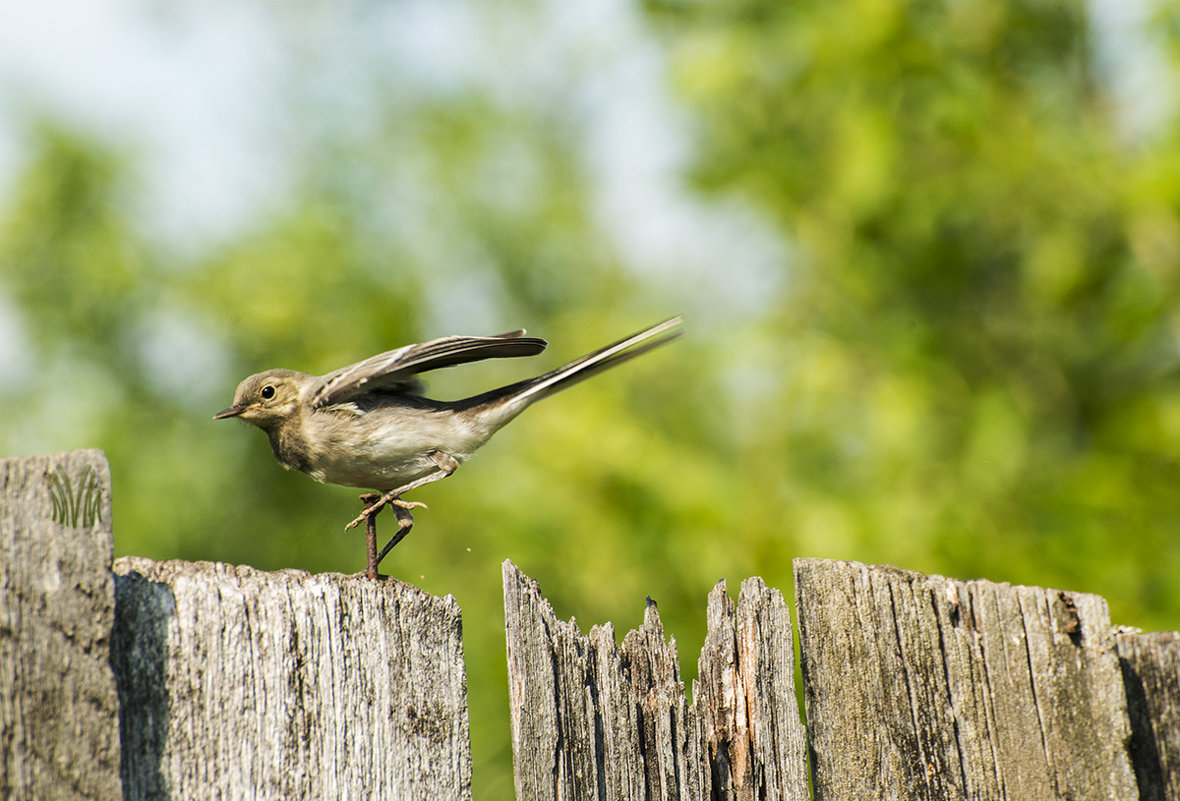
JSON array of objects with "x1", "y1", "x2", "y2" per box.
[{"x1": 214, "y1": 316, "x2": 682, "y2": 578}]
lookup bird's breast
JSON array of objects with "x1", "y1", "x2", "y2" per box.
[{"x1": 277, "y1": 403, "x2": 487, "y2": 491}]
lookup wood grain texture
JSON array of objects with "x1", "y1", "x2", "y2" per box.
[
  {"x1": 795, "y1": 558, "x2": 1138, "y2": 801},
  {"x1": 694, "y1": 577, "x2": 809, "y2": 799},
  {"x1": 0, "y1": 449, "x2": 121, "y2": 801},
  {"x1": 502, "y1": 560, "x2": 807, "y2": 801},
  {"x1": 112, "y1": 557, "x2": 471, "y2": 801},
  {"x1": 1118, "y1": 630, "x2": 1180, "y2": 800}
]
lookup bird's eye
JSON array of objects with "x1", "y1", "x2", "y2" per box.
[{"x1": 261, "y1": 385, "x2": 276, "y2": 400}]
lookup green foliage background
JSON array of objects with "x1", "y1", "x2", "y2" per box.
[{"x1": 3, "y1": 1, "x2": 1180, "y2": 796}]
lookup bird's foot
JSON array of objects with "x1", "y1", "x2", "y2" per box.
[{"x1": 346, "y1": 491, "x2": 427, "y2": 531}]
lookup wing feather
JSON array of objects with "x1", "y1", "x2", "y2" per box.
[{"x1": 310, "y1": 330, "x2": 547, "y2": 407}]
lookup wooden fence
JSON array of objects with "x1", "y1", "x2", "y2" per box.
[{"x1": 2, "y1": 450, "x2": 1178, "y2": 800}]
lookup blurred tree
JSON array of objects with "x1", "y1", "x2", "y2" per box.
[{"x1": 647, "y1": 0, "x2": 1180, "y2": 622}]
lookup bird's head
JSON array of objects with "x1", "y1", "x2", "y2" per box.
[{"x1": 214, "y1": 369, "x2": 305, "y2": 431}]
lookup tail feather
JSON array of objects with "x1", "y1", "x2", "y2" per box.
[
  {"x1": 514, "y1": 316, "x2": 682, "y2": 403},
  {"x1": 460, "y1": 316, "x2": 682, "y2": 418}
]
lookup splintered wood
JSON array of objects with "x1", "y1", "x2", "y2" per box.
[{"x1": 502, "y1": 560, "x2": 808, "y2": 801}]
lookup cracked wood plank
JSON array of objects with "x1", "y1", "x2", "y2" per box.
[
  {"x1": 112, "y1": 557, "x2": 471, "y2": 801},
  {"x1": 0, "y1": 449, "x2": 121, "y2": 801},
  {"x1": 502, "y1": 560, "x2": 807, "y2": 800},
  {"x1": 795, "y1": 558, "x2": 1138, "y2": 801}
]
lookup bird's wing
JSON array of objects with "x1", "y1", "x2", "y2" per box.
[{"x1": 310, "y1": 330, "x2": 547, "y2": 407}]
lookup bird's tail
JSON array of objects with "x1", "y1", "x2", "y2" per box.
[{"x1": 463, "y1": 316, "x2": 682, "y2": 421}]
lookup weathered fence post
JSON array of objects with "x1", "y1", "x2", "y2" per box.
[
  {"x1": 1, "y1": 450, "x2": 472, "y2": 801},
  {"x1": 0, "y1": 449, "x2": 121, "y2": 801},
  {"x1": 502, "y1": 560, "x2": 808, "y2": 800},
  {"x1": 1117, "y1": 630, "x2": 1180, "y2": 800},
  {"x1": 112, "y1": 558, "x2": 472, "y2": 800},
  {"x1": 506, "y1": 556, "x2": 1180, "y2": 799},
  {"x1": 794, "y1": 558, "x2": 1139, "y2": 800}
]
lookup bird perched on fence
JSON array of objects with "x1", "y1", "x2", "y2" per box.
[{"x1": 215, "y1": 316, "x2": 683, "y2": 578}]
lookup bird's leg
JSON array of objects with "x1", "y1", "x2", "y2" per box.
[
  {"x1": 356, "y1": 499, "x2": 416, "y2": 580},
  {"x1": 344, "y1": 451, "x2": 461, "y2": 531},
  {"x1": 373, "y1": 503, "x2": 416, "y2": 571},
  {"x1": 360, "y1": 492, "x2": 382, "y2": 580}
]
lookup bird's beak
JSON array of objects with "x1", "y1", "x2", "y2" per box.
[{"x1": 214, "y1": 405, "x2": 246, "y2": 420}]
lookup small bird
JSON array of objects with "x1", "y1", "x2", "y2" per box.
[{"x1": 215, "y1": 316, "x2": 682, "y2": 578}]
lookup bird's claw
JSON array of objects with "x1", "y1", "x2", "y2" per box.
[{"x1": 345, "y1": 492, "x2": 428, "y2": 530}]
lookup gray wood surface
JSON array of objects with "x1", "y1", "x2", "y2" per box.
[
  {"x1": 112, "y1": 557, "x2": 471, "y2": 801},
  {"x1": 0, "y1": 449, "x2": 121, "y2": 801},
  {"x1": 502, "y1": 560, "x2": 807, "y2": 800},
  {"x1": 1118, "y1": 630, "x2": 1180, "y2": 800},
  {"x1": 795, "y1": 558, "x2": 1138, "y2": 801}
]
